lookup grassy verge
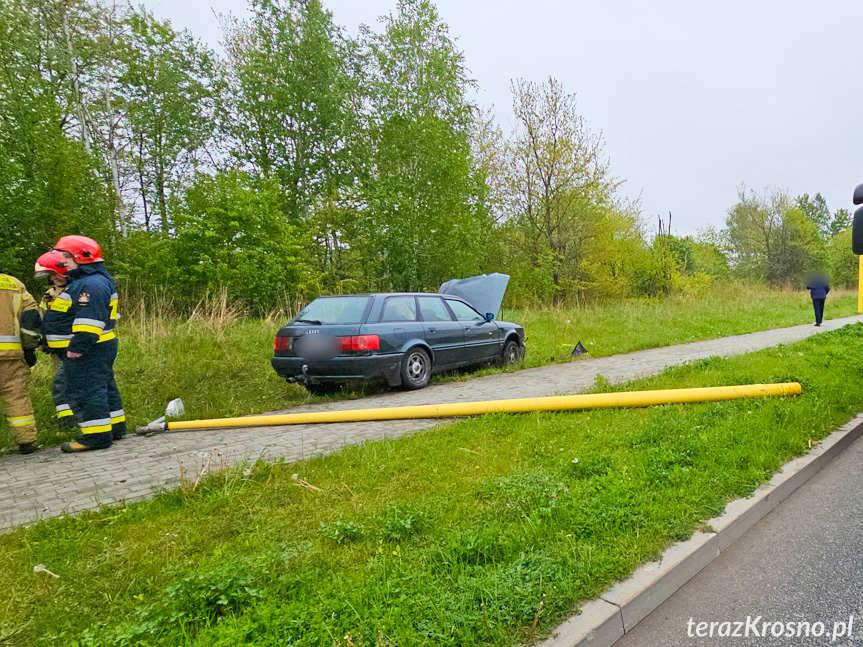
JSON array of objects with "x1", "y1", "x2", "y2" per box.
[
  {"x1": 506, "y1": 283, "x2": 858, "y2": 364},
  {"x1": 2, "y1": 324, "x2": 863, "y2": 646},
  {"x1": 1, "y1": 283, "x2": 856, "y2": 452}
]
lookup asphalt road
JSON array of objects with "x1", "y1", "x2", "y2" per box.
[{"x1": 616, "y1": 434, "x2": 863, "y2": 647}]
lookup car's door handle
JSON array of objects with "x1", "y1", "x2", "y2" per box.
[
  {"x1": 428, "y1": 327, "x2": 436, "y2": 332},
  {"x1": 464, "y1": 326, "x2": 471, "y2": 330}
]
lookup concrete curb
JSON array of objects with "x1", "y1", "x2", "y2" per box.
[{"x1": 538, "y1": 414, "x2": 863, "y2": 647}]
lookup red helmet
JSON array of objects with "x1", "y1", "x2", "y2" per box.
[
  {"x1": 53, "y1": 235, "x2": 103, "y2": 264},
  {"x1": 34, "y1": 251, "x2": 69, "y2": 278}
]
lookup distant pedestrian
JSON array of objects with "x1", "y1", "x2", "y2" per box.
[{"x1": 805, "y1": 271, "x2": 830, "y2": 327}]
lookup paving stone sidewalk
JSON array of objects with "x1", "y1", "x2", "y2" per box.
[{"x1": 2, "y1": 316, "x2": 861, "y2": 531}]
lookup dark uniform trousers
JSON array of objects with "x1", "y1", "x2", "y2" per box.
[
  {"x1": 813, "y1": 298, "x2": 825, "y2": 325},
  {"x1": 51, "y1": 354, "x2": 77, "y2": 426},
  {"x1": 64, "y1": 338, "x2": 125, "y2": 448}
]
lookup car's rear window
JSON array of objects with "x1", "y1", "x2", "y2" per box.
[{"x1": 292, "y1": 297, "x2": 371, "y2": 325}]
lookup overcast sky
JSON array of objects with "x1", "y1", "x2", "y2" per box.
[{"x1": 141, "y1": 0, "x2": 863, "y2": 236}]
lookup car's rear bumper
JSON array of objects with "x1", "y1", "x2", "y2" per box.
[{"x1": 271, "y1": 354, "x2": 403, "y2": 385}]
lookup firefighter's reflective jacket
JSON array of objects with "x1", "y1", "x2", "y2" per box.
[
  {"x1": 41, "y1": 285, "x2": 67, "y2": 355},
  {"x1": 45, "y1": 263, "x2": 117, "y2": 356},
  {"x1": 0, "y1": 273, "x2": 41, "y2": 360},
  {"x1": 40, "y1": 285, "x2": 65, "y2": 312}
]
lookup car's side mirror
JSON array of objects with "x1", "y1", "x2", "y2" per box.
[
  {"x1": 854, "y1": 183, "x2": 863, "y2": 206},
  {"x1": 853, "y1": 206, "x2": 863, "y2": 254},
  {"x1": 485, "y1": 312, "x2": 495, "y2": 321}
]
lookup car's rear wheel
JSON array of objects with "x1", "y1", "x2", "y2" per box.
[
  {"x1": 303, "y1": 382, "x2": 341, "y2": 396},
  {"x1": 400, "y1": 347, "x2": 431, "y2": 390},
  {"x1": 499, "y1": 339, "x2": 521, "y2": 366}
]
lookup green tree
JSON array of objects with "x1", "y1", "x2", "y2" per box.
[
  {"x1": 222, "y1": 0, "x2": 359, "y2": 223},
  {"x1": 366, "y1": 114, "x2": 489, "y2": 290},
  {"x1": 360, "y1": 0, "x2": 488, "y2": 290},
  {"x1": 826, "y1": 229, "x2": 857, "y2": 288},
  {"x1": 797, "y1": 192, "x2": 831, "y2": 239},
  {"x1": 496, "y1": 77, "x2": 633, "y2": 303},
  {"x1": 830, "y1": 208, "x2": 851, "y2": 237},
  {"x1": 0, "y1": 0, "x2": 112, "y2": 279},
  {"x1": 725, "y1": 186, "x2": 823, "y2": 284},
  {"x1": 797, "y1": 193, "x2": 852, "y2": 240},
  {"x1": 171, "y1": 170, "x2": 308, "y2": 310},
  {"x1": 118, "y1": 8, "x2": 221, "y2": 232}
]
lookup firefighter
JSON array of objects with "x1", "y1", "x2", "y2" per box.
[
  {"x1": 50, "y1": 236, "x2": 125, "y2": 453},
  {"x1": 0, "y1": 268, "x2": 41, "y2": 454},
  {"x1": 35, "y1": 251, "x2": 76, "y2": 428}
]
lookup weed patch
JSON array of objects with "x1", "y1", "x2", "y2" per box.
[
  {"x1": 2, "y1": 284, "x2": 854, "y2": 452},
  {"x1": 3, "y1": 324, "x2": 863, "y2": 646}
]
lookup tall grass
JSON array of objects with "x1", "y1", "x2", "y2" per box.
[
  {"x1": 2, "y1": 324, "x2": 863, "y2": 646},
  {"x1": 507, "y1": 282, "x2": 858, "y2": 365},
  {"x1": 0, "y1": 283, "x2": 855, "y2": 452}
]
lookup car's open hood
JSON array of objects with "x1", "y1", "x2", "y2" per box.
[{"x1": 438, "y1": 273, "x2": 510, "y2": 318}]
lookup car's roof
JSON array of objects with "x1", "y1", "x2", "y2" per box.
[{"x1": 315, "y1": 293, "x2": 466, "y2": 299}]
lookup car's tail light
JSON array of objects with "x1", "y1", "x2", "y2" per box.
[
  {"x1": 339, "y1": 335, "x2": 380, "y2": 351},
  {"x1": 273, "y1": 335, "x2": 291, "y2": 352}
]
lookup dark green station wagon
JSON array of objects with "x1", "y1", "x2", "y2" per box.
[{"x1": 271, "y1": 274, "x2": 525, "y2": 394}]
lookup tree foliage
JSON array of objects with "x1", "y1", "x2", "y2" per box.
[
  {"x1": 0, "y1": 0, "x2": 113, "y2": 279},
  {"x1": 360, "y1": 0, "x2": 487, "y2": 291},
  {"x1": 724, "y1": 186, "x2": 823, "y2": 285},
  {"x1": 1, "y1": 0, "x2": 854, "y2": 310}
]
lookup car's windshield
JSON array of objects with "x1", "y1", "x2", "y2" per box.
[{"x1": 292, "y1": 297, "x2": 371, "y2": 325}]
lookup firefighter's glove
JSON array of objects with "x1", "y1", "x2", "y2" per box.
[{"x1": 24, "y1": 348, "x2": 37, "y2": 367}]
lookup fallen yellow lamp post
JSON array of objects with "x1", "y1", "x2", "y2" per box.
[{"x1": 136, "y1": 382, "x2": 802, "y2": 435}]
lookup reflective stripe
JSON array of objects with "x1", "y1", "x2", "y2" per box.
[
  {"x1": 72, "y1": 324, "x2": 104, "y2": 335},
  {"x1": 9, "y1": 416, "x2": 35, "y2": 427},
  {"x1": 110, "y1": 292, "x2": 118, "y2": 300},
  {"x1": 110, "y1": 409, "x2": 125, "y2": 418},
  {"x1": 81, "y1": 424, "x2": 112, "y2": 434},
  {"x1": 57, "y1": 410, "x2": 74, "y2": 419},
  {"x1": 73, "y1": 317, "x2": 106, "y2": 330},
  {"x1": 47, "y1": 334, "x2": 73, "y2": 349},
  {"x1": 80, "y1": 418, "x2": 111, "y2": 428},
  {"x1": 0, "y1": 334, "x2": 22, "y2": 350},
  {"x1": 110, "y1": 409, "x2": 126, "y2": 424},
  {"x1": 56, "y1": 404, "x2": 72, "y2": 413},
  {"x1": 80, "y1": 418, "x2": 111, "y2": 433},
  {"x1": 20, "y1": 328, "x2": 40, "y2": 337},
  {"x1": 46, "y1": 331, "x2": 115, "y2": 347}
]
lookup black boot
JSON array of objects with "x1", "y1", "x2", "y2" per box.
[
  {"x1": 61, "y1": 440, "x2": 110, "y2": 453},
  {"x1": 18, "y1": 442, "x2": 37, "y2": 455},
  {"x1": 61, "y1": 430, "x2": 112, "y2": 453}
]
